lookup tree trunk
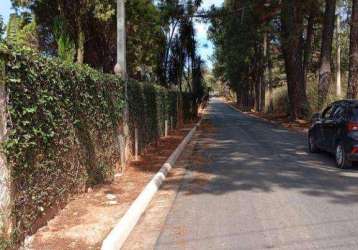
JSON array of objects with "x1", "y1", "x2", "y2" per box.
[
  {"x1": 76, "y1": 5, "x2": 85, "y2": 64},
  {"x1": 164, "y1": 21, "x2": 179, "y2": 85},
  {"x1": 254, "y1": 42, "x2": 265, "y2": 112},
  {"x1": 236, "y1": 89, "x2": 241, "y2": 105},
  {"x1": 281, "y1": 0, "x2": 310, "y2": 120},
  {"x1": 318, "y1": 0, "x2": 336, "y2": 109},
  {"x1": 260, "y1": 71, "x2": 265, "y2": 112},
  {"x1": 77, "y1": 25, "x2": 85, "y2": 64},
  {"x1": 303, "y1": 8, "x2": 316, "y2": 89},
  {"x1": 254, "y1": 75, "x2": 260, "y2": 112},
  {"x1": 261, "y1": 32, "x2": 268, "y2": 112},
  {"x1": 177, "y1": 91, "x2": 184, "y2": 128},
  {"x1": 267, "y1": 33, "x2": 274, "y2": 113},
  {"x1": 347, "y1": 0, "x2": 358, "y2": 99},
  {"x1": 336, "y1": 14, "x2": 342, "y2": 97}
]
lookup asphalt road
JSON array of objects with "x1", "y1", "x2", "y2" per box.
[{"x1": 154, "y1": 98, "x2": 358, "y2": 250}]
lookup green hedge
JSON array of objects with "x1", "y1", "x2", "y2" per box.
[
  {"x1": 1, "y1": 46, "x2": 124, "y2": 242},
  {"x1": 127, "y1": 81, "x2": 195, "y2": 154},
  {"x1": 0, "y1": 45, "x2": 197, "y2": 243}
]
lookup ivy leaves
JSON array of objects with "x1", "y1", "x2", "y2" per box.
[
  {"x1": 0, "y1": 45, "x2": 198, "y2": 243},
  {"x1": 1, "y1": 46, "x2": 124, "y2": 239}
]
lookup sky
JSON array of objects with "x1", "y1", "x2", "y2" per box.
[
  {"x1": 0, "y1": 0, "x2": 12, "y2": 25},
  {"x1": 0, "y1": 0, "x2": 223, "y2": 68},
  {"x1": 195, "y1": 0, "x2": 224, "y2": 68}
]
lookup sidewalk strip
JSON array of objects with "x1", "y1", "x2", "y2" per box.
[{"x1": 101, "y1": 119, "x2": 202, "y2": 250}]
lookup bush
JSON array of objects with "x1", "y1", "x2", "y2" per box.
[
  {"x1": 265, "y1": 74, "x2": 350, "y2": 117},
  {"x1": 0, "y1": 44, "x2": 198, "y2": 244},
  {"x1": 127, "y1": 82, "x2": 198, "y2": 154},
  {"x1": 0, "y1": 45, "x2": 124, "y2": 242},
  {"x1": 0, "y1": 237, "x2": 11, "y2": 250},
  {"x1": 182, "y1": 93, "x2": 196, "y2": 121},
  {"x1": 265, "y1": 85, "x2": 289, "y2": 114},
  {"x1": 306, "y1": 73, "x2": 348, "y2": 113}
]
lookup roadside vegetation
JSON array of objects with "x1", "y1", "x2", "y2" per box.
[
  {"x1": 209, "y1": 0, "x2": 358, "y2": 120},
  {"x1": 4, "y1": 0, "x2": 358, "y2": 247},
  {"x1": 0, "y1": 0, "x2": 209, "y2": 248}
]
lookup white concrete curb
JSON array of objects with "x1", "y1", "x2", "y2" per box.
[{"x1": 101, "y1": 120, "x2": 202, "y2": 250}]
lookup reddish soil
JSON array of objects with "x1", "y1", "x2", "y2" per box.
[
  {"x1": 229, "y1": 102, "x2": 310, "y2": 134},
  {"x1": 24, "y1": 122, "x2": 197, "y2": 250},
  {"x1": 122, "y1": 117, "x2": 217, "y2": 250}
]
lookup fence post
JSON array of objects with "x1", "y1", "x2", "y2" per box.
[
  {"x1": 118, "y1": 134, "x2": 125, "y2": 170},
  {"x1": 0, "y1": 57, "x2": 12, "y2": 240},
  {"x1": 134, "y1": 128, "x2": 139, "y2": 161},
  {"x1": 165, "y1": 120, "x2": 168, "y2": 137}
]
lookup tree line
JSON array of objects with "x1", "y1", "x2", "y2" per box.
[
  {"x1": 1, "y1": 0, "x2": 207, "y2": 105},
  {"x1": 209, "y1": 0, "x2": 358, "y2": 120}
]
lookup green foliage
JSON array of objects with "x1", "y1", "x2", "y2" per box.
[
  {"x1": 6, "y1": 14, "x2": 21, "y2": 44},
  {"x1": 9, "y1": 0, "x2": 206, "y2": 97},
  {"x1": 209, "y1": 1, "x2": 263, "y2": 94},
  {"x1": 0, "y1": 237, "x2": 11, "y2": 250},
  {"x1": 53, "y1": 17, "x2": 75, "y2": 62},
  {"x1": 126, "y1": 0, "x2": 165, "y2": 77},
  {"x1": 264, "y1": 85, "x2": 289, "y2": 114},
  {"x1": 265, "y1": 75, "x2": 349, "y2": 116},
  {"x1": 210, "y1": 0, "x2": 354, "y2": 118},
  {"x1": 182, "y1": 93, "x2": 196, "y2": 121},
  {"x1": 1, "y1": 44, "x2": 123, "y2": 241},
  {"x1": 0, "y1": 45, "x2": 198, "y2": 243},
  {"x1": 6, "y1": 13, "x2": 38, "y2": 50},
  {"x1": 12, "y1": 0, "x2": 166, "y2": 74},
  {"x1": 92, "y1": 0, "x2": 116, "y2": 22},
  {"x1": 128, "y1": 83, "x2": 197, "y2": 146}
]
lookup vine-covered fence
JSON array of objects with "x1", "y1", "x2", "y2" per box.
[{"x1": 0, "y1": 45, "x2": 200, "y2": 246}]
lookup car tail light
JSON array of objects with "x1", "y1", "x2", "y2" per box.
[
  {"x1": 352, "y1": 147, "x2": 358, "y2": 154},
  {"x1": 347, "y1": 122, "x2": 358, "y2": 132}
]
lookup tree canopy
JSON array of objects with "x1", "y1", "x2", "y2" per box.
[
  {"x1": 209, "y1": 0, "x2": 358, "y2": 119},
  {"x1": 4, "y1": 0, "x2": 208, "y2": 113}
]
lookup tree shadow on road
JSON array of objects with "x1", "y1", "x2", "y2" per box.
[{"x1": 162, "y1": 103, "x2": 358, "y2": 206}]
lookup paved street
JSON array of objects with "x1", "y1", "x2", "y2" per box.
[{"x1": 127, "y1": 98, "x2": 358, "y2": 250}]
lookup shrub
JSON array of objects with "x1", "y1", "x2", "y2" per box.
[
  {"x1": 265, "y1": 74, "x2": 350, "y2": 117},
  {"x1": 0, "y1": 45, "x2": 124, "y2": 242},
  {"x1": 127, "y1": 82, "x2": 178, "y2": 153},
  {"x1": 0, "y1": 44, "x2": 198, "y2": 244},
  {"x1": 265, "y1": 85, "x2": 289, "y2": 114}
]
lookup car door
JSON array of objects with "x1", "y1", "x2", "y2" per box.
[
  {"x1": 324, "y1": 105, "x2": 346, "y2": 152},
  {"x1": 320, "y1": 105, "x2": 336, "y2": 150},
  {"x1": 313, "y1": 116, "x2": 325, "y2": 148}
]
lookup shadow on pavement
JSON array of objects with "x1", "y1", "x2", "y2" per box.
[{"x1": 162, "y1": 98, "x2": 358, "y2": 205}]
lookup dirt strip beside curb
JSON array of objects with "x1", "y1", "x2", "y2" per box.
[{"x1": 101, "y1": 119, "x2": 202, "y2": 250}]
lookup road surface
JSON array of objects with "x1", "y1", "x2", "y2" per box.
[{"x1": 127, "y1": 98, "x2": 358, "y2": 250}]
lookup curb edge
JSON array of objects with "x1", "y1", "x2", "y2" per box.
[{"x1": 101, "y1": 119, "x2": 202, "y2": 250}]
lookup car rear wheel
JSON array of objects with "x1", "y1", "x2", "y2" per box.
[
  {"x1": 335, "y1": 143, "x2": 351, "y2": 169},
  {"x1": 308, "y1": 134, "x2": 319, "y2": 153}
]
